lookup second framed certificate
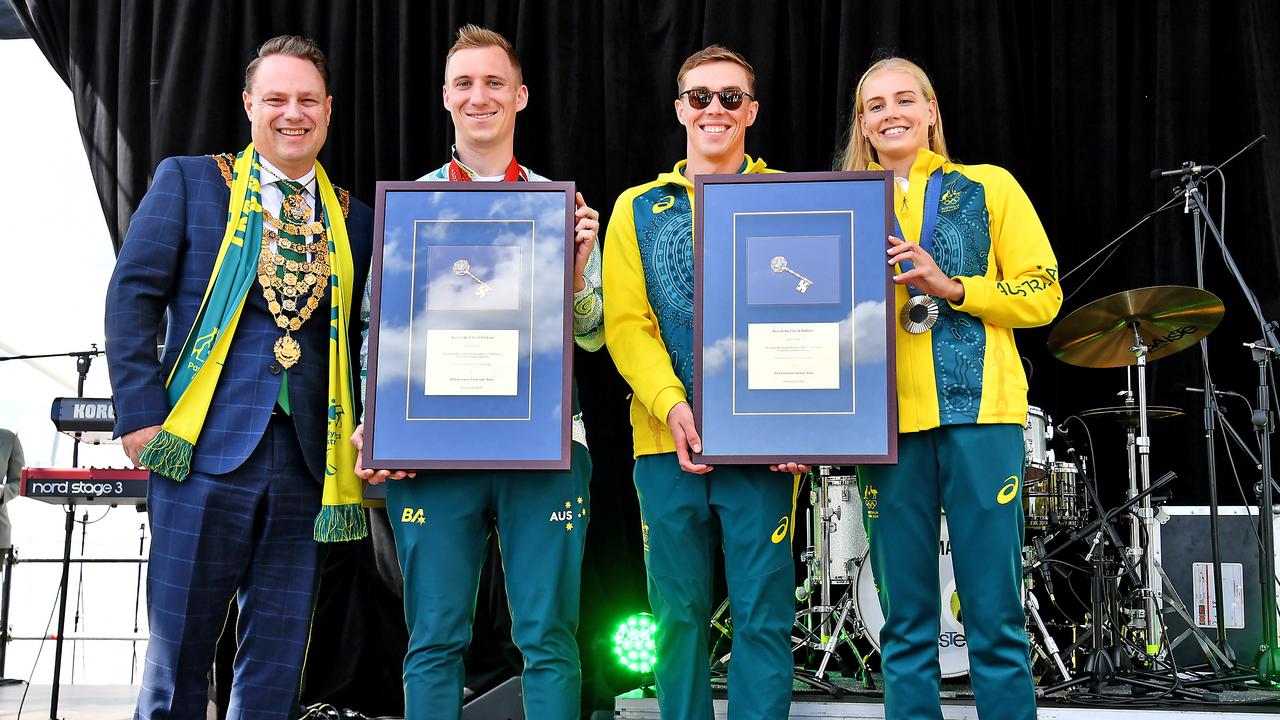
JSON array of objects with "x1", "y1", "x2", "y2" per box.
[
  {"x1": 364, "y1": 181, "x2": 575, "y2": 470},
  {"x1": 693, "y1": 171, "x2": 897, "y2": 465}
]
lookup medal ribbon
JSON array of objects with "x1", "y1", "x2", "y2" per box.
[
  {"x1": 448, "y1": 155, "x2": 529, "y2": 182},
  {"x1": 893, "y1": 168, "x2": 943, "y2": 298}
]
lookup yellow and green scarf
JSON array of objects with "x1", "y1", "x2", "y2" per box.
[{"x1": 139, "y1": 143, "x2": 365, "y2": 542}]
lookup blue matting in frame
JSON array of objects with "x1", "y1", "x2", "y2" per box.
[
  {"x1": 368, "y1": 184, "x2": 571, "y2": 467},
  {"x1": 697, "y1": 173, "x2": 895, "y2": 463}
]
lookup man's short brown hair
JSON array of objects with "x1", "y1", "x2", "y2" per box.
[
  {"x1": 444, "y1": 24, "x2": 522, "y2": 84},
  {"x1": 245, "y1": 35, "x2": 329, "y2": 95},
  {"x1": 676, "y1": 44, "x2": 755, "y2": 94}
]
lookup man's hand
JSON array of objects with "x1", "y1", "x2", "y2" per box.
[
  {"x1": 667, "y1": 402, "x2": 712, "y2": 474},
  {"x1": 887, "y1": 235, "x2": 964, "y2": 302},
  {"x1": 122, "y1": 425, "x2": 162, "y2": 468},
  {"x1": 769, "y1": 461, "x2": 812, "y2": 475},
  {"x1": 573, "y1": 192, "x2": 599, "y2": 293},
  {"x1": 350, "y1": 423, "x2": 415, "y2": 485}
]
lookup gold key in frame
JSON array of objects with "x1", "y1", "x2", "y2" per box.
[
  {"x1": 770, "y1": 255, "x2": 814, "y2": 293},
  {"x1": 452, "y1": 259, "x2": 492, "y2": 298}
]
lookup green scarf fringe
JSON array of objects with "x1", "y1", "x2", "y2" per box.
[
  {"x1": 138, "y1": 429, "x2": 194, "y2": 483},
  {"x1": 314, "y1": 503, "x2": 368, "y2": 542}
]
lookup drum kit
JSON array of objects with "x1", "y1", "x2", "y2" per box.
[{"x1": 779, "y1": 284, "x2": 1252, "y2": 693}]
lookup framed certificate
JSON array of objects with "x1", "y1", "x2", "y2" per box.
[
  {"x1": 363, "y1": 181, "x2": 575, "y2": 470},
  {"x1": 693, "y1": 171, "x2": 897, "y2": 465}
]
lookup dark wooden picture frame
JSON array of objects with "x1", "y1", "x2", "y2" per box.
[
  {"x1": 363, "y1": 181, "x2": 575, "y2": 471},
  {"x1": 692, "y1": 171, "x2": 898, "y2": 465}
]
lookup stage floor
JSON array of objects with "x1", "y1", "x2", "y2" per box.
[
  {"x1": 0, "y1": 683, "x2": 139, "y2": 720},
  {"x1": 614, "y1": 674, "x2": 1280, "y2": 719},
  {"x1": 4, "y1": 679, "x2": 1277, "y2": 720}
]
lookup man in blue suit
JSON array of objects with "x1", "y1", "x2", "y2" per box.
[{"x1": 105, "y1": 35, "x2": 372, "y2": 720}]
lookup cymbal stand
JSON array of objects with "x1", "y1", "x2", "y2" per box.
[
  {"x1": 1119, "y1": 325, "x2": 1234, "y2": 677},
  {"x1": 1125, "y1": 323, "x2": 1165, "y2": 660}
]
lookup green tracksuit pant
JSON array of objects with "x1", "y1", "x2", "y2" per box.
[
  {"x1": 633, "y1": 453, "x2": 797, "y2": 720},
  {"x1": 385, "y1": 441, "x2": 591, "y2": 720},
  {"x1": 858, "y1": 423, "x2": 1036, "y2": 720}
]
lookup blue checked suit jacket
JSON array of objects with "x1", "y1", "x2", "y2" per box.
[{"x1": 105, "y1": 155, "x2": 372, "y2": 482}]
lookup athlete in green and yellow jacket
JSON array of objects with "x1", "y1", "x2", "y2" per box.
[
  {"x1": 604, "y1": 46, "x2": 800, "y2": 720},
  {"x1": 846, "y1": 58, "x2": 1060, "y2": 720},
  {"x1": 352, "y1": 27, "x2": 604, "y2": 720}
]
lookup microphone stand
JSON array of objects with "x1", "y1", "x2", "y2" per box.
[
  {"x1": 0, "y1": 345, "x2": 105, "y2": 719},
  {"x1": 1184, "y1": 163, "x2": 1235, "y2": 664},
  {"x1": 1172, "y1": 138, "x2": 1280, "y2": 681}
]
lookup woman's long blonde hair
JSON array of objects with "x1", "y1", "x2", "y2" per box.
[{"x1": 838, "y1": 57, "x2": 950, "y2": 171}]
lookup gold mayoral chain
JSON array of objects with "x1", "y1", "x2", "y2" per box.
[{"x1": 257, "y1": 191, "x2": 329, "y2": 369}]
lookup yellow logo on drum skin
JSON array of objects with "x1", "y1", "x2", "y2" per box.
[
  {"x1": 652, "y1": 195, "x2": 675, "y2": 213},
  {"x1": 771, "y1": 516, "x2": 790, "y2": 544},
  {"x1": 997, "y1": 476, "x2": 1019, "y2": 505}
]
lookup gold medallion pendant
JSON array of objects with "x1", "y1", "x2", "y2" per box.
[
  {"x1": 282, "y1": 193, "x2": 310, "y2": 224},
  {"x1": 274, "y1": 334, "x2": 302, "y2": 368}
]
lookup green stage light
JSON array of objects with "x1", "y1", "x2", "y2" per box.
[{"x1": 612, "y1": 613, "x2": 657, "y2": 673}]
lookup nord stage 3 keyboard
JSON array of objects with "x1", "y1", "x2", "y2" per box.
[{"x1": 19, "y1": 467, "x2": 148, "y2": 506}]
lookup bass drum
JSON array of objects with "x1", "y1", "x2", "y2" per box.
[{"x1": 853, "y1": 516, "x2": 969, "y2": 678}]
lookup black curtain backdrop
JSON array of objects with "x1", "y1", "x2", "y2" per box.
[{"x1": 14, "y1": 0, "x2": 1280, "y2": 715}]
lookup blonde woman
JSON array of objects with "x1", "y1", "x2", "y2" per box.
[{"x1": 843, "y1": 56, "x2": 1061, "y2": 720}]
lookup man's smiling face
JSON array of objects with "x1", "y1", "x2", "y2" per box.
[
  {"x1": 675, "y1": 61, "x2": 758, "y2": 168},
  {"x1": 443, "y1": 45, "x2": 527, "y2": 152},
  {"x1": 242, "y1": 54, "x2": 332, "y2": 178}
]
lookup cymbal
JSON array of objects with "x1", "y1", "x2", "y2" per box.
[
  {"x1": 1048, "y1": 285, "x2": 1224, "y2": 368},
  {"x1": 1079, "y1": 404, "x2": 1185, "y2": 425}
]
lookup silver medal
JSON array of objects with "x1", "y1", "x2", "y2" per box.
[{"x1": 900, "y1": 294, "x2": 940, "y2": 334}]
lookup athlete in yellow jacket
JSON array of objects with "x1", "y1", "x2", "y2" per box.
[
  {"x1": 843, "y1": 57, "x2": 1060, "y2": 720},
  {"x1": 604, "y1": 46, "x2": 799, "y2": 720}
]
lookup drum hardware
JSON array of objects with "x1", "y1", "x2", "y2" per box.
[
  {"x1": 1050, "y1": 285, "x2": 1224, "y2": 662},
  {"x1": 1025, "y1": 590, "x2": 1072, "y2": 683},
  {"x1": 1024, "y1": 461, "x2": 1085, "y2": 531},
  {"x1": 1078, "y1": 404, "x2": 1185, "y2": 426},
  {"x1": 1046, "y1": 285, "x2": 1224, "y2": 370},
  {"x1": 793, "y1": 468, "x2": 874, "y2": 689},
  {"x1": 1038, "y1": 471, "x2": 1209, "y2": 698},
  {"x1": 1024, "y1": 406, "x2": 1055, "y2": 482},
  {"x1": 793, "y1": 593, "x2": 869, "y2": 692}
]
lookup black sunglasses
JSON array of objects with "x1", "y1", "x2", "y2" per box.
[{"x1": 678, "y1": 87, "x2": 754, "y2": 111}]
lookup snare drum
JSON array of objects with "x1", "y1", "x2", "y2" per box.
[
  {"x1": 1023, "y1": 406, "x2": 1053, "y2": 482},
  {"x1": 823, "y1": 475, "x2": 868, "y2": 584},
  {"x1": 853, "y1": 516, "x2": 969, "y2": 677},
  {"x1": 1023, "y1": 461, "x2": 1082, "y2": 530}
]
